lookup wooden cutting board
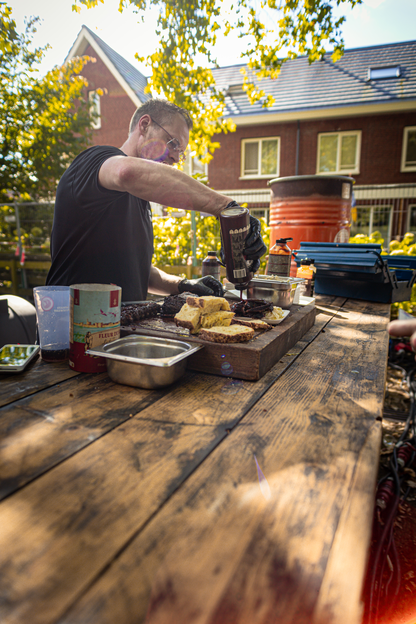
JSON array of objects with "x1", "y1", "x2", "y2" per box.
[{"x1": 120, "y1": 303, "x2": 316, "y2": 381}]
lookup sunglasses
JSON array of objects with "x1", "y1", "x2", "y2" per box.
[{"x1": 150, "y1": 117, "x2": 186, "y2": 163}]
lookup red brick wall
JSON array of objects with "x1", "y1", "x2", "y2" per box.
[
  {"x1": 208, "y1": 111, "x2": 416, "y2": 189},
  {"x1": 81, "y1": 44, "x2": 138, "y2": 148}
]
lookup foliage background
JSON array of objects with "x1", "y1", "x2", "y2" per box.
[
  {"x1": 0, "y1": 5, "x2": 96, "y2": 202},
  {"x1": 152, "y1": 208, "x2": 270, "y2": 274}
]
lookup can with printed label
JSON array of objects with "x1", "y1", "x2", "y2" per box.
[
  {"x1": 220, "y1": 206, "x2": 252, "y2": 288},
  {"x1": 69, "y1": 283, "x2": 121, "y2": 373}
]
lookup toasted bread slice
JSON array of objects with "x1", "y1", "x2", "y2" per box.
[
  {"x1": 232, "y1": 318, "x2": 272, "y2": 331},
  {"x1": 198, "y1": 325, "x2": 254, "y2": 343},
  {"x1": 186, "y1": 296, "x2": 230, "y2": 313},
  {"x1": 200, "y1": 310, "x2": 235, "y2": 329},
  {"x1": 174, "y1": 303, "x2": 202, "y2": 333}
]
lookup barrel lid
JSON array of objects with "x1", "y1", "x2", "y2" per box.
[{"x1": 267, "y1": 175, "x2": 355, "y2": 186}]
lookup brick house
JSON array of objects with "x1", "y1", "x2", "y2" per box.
[
  {"x1": 66, "y1": 25, "x2": 150, "y2": 148},
  {"x1": 67, "y1": 28, "x2": 416, "y2": 243},
  {"x1": 208, "y1": 41, "x2": 416, "y2": 244}
]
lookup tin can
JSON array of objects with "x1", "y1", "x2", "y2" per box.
[{"x1": 69, "y1": 283, "x2": 121, "y2": 373}]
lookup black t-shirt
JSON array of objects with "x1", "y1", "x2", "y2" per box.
[{"x1": 46, "y1": 146, "x2": 154, "y2": 302}]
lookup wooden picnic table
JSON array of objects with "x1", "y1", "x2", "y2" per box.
[{"x1": 0, "y1": 295, "x2": 390, "y2": 624}]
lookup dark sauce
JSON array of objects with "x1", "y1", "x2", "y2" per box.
[{"x1": 41, "y1": 347, "x2": 69, "y2": 362}]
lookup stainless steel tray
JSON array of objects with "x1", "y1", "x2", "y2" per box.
[{"x1": 87, "y1": 335, "x2": 203, "y2": 389}]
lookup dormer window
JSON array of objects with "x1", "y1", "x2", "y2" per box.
[
  {"x1": 226, "y1": 84, "x2": 245, "y2": 96},
  {"x1": 367, "y1": 66, "x2": 401, "y2": 81}
]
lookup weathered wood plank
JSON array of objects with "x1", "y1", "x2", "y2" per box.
[
  {"x1": 0, "y1": 297, "x2": 342, "y2": 502},
  {"x1": 311, "y1": 420, "x2": 382, "y2": 624},
  {"x1": 57, "y1": 299, "x2": 389, "y2": 624},
  {"x1": 0, "y1": 374, "x2": 165, "y2": 499},
  {"x1": 0, "y1": 358, "x2": 80, "y2": 408},
  {"x1": 0, "y1": 299, "x2": 345, "y2": 624}
]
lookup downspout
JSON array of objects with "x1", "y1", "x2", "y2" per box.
[{"x1": 295, "y1": 121, "x2": 300, "y2": 176}]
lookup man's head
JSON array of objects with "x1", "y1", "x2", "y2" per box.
[{"x1": 128, "y1": 99, "x2": 192, "y2": 165}]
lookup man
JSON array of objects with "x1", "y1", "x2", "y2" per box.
[{"x1": 46, "y1": 99, "x2": 266, "y2": 301}]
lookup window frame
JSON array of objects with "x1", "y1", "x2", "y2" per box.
[
  {"x1": 367, "y1": 66, "x2": 401, "y2": 81},
  {"x1": 316, "y1": 130, "x2": 362, "y2": 176},
  {"x1": 240, "y1": 136, "x2": 280, "y2": 180},
  {"x1": 350, "y1": 203, "x2": 393, "y2": 245},
  {"x1": 88, "y1": 90, "x2": 101, "y2": 130},
  {"x1": 182, "y1": 152, "x2": 208, "y2": 180},
  {"x1": 406, "y1": 204, "x2": 416, "y2": 232},
  {"x1": 401, "y1": 126, "x2": 416, "y2": 173}
]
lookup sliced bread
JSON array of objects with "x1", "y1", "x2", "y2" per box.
[
  {"x1": 174, "y1": 303, "x2": 202, "y2": 333},
  {"x1": 198, "y1": 325, "x2": 254, "y2": 343},
  {"x1": 186, "y1": 295, "x2": 230, "y2": 313},
  {"x1": 232, "y1": 318, "x2": 272, "y2": 331},
  {"x1": 200, "y1": 310, "x2": 235, "y2": 329}
]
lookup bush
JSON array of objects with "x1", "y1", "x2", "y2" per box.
[{"x1": 152, "y1": 208, "x2": 270, "y2": 272}]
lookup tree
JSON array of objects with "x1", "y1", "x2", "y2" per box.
[
  {"x1": 0, "y1": 4, "x2": 96, "y2": 201},
  {"x1": 72, "y1": 0, "x2": 362, "y2": 163}
]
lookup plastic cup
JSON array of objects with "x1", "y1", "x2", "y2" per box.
[{"x1": 33, "y1": 286, "x2": 70, "y2": 362}]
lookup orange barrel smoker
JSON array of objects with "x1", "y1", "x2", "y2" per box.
[{"x1": 268, "y1": 175, "x2": 354, "y2": 276}]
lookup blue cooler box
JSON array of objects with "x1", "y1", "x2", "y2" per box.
[{"x1": 293, "y1": 242, "x2": 416, "y2": 303}]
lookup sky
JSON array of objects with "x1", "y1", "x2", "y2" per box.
[{"x1": 7, "y1": 0, "x2": 416, "y2": 78}]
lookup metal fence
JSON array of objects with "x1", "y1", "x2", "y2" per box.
[
  {"x1": 217, "y1": 184, "x2": 416, "y2": 240},
  {"x1": 2, "y1": 184, "x2": 416, "y2": 296},
  {"x1": 353, "y1": 183, "x2": 416, "y2": 244},
  {"x1": 0, "y1": 202, "x2": 54, "y2": 296}
]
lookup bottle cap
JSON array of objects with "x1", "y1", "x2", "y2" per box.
[
  {"x1": 301, "y1": 258, "x2": 311, "y2": 265},
  {"x1": 275, "y1": 238, "x2": 293, "y2": 244},
  {"x1": 207, "y1": 251, "x2": 217, "y2": 256}
]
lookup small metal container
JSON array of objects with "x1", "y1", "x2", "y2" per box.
[
  {"x1": 86, "y1": 335, "x2": 203, "y2": 389},
  {"x1": 247, "y1": 278, "x2": 298, "y2": 309}
]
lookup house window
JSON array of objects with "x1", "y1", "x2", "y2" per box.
[
  {"x1": 317, "y1": 131, "x2": 361, "y2": 175},
  {"x1": 183, "y1": 153, "x2": 208, "y2": 180},
  {"x1": 350, "y1": 204, "x2": 392, "y2": 245},
  {"x1": 407, "y1": 205, "x2": 416, "y2": 232},
  {"x1": 88, "y1": 90, "x2": 101, "y2": 130},
  {"x1": 368, "y1": 66, "x2": 401, "y2": 80},
  {"x1": 401, "y1": 127, "x2": 416, "y2": 172},
  {"x1": 241, "y1": 137, "x2": 280, "y2": 179}
]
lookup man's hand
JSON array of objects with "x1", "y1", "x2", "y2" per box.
[
  {"x1": 178, "y1": 276, "x2": 224, "y2": 297},
  {"x1": 220, "y1": 202, "x2": 267, "y2": 273},
  {"x1": 388, "y1": 319, "x2": 416, "y2": 353}
]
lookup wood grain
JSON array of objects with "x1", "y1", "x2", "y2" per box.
[
  {"x1": 0, "y1": 373, "x2": 165, "y2": 499},
  {"x1": 0, "y1": 298, "x2": 346, "y2": 624},
  {"x1": 0, "y1": 357, "x2": 80, "y2": 408},
  {"x1": 57, "y1": 299, "x2": 389, "y2": 624}
]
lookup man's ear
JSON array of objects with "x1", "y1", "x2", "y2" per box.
[{"x1": 138, "y1": 114, "x2": 151, "y2": 135}]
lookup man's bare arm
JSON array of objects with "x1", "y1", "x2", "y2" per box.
[
  {"x1": 147, "y1": 266, "x2": 182, "y2": 296},
  {"x1": 99, "y1": 156, "x2": 232, "y2": 218}
]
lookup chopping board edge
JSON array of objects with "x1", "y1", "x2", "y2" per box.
[{"x1": 120, "y1": 303, "x2": 316, "y2": 381}]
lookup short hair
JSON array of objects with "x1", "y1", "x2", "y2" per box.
[{"x1": 129, "y1": 99, "x2": 193, "y2": 135}]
